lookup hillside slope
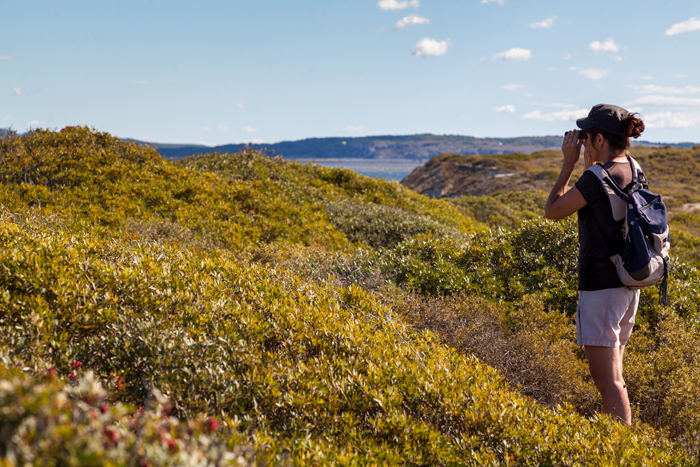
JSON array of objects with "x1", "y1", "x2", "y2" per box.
[
  {"x1": 400, "y1": 151, "x2": 565, "y2": 198},
  {"x1": 2, "y1": 127, "x2": 700, "y2": 464},
  {"x1": 400, "y1": 146, "x2": 700, "y2": 267}
]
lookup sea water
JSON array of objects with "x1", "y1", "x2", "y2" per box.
[{"x1": 292, "y1": 158, "x2": 424, "y2": 182}]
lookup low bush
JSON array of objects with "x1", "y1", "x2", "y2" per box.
[
  {"x1": 669, "y1": 212, "x2": 700, "y2": 268},
  {"x1": 392, "y1": 289, "x2": 700, "y2": 462},
  {"x1": 3, "y1": 129, "x2": 700, "y2": 463},
  {"x1": 395, "y1": 294, "x2": 598, "y2": 415},
  {"x1": 369, "y1": 218, "x2": 700, "y2": 325},
  {"x1": 0, "y1": 369, "x2": 257, "y2": 466},
  {"x1": 176, "y1": 150, "x2": 485, "y2": 237},
  {"x1": 625, "y1": 309, "x2": 700, "y2": 443},
  {"x1": 0, "y1": 214, "x2": 687, "y2": 465},
  {"x1": 449, "y1": 190, "x2": 549, "y2": 230},
  {"x1": 0, "y1": 128, "x2": 483, "y2": 255},
  {"x1": 379, "y1": 218, "x2": 580, "y2": 315},
  {"x1": 323, "y1": 199, "x2": 462, "y2": 249}
]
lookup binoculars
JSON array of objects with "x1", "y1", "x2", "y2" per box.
[{"x1": 566, "y1": 130, "x2": 588, "y2": 140}]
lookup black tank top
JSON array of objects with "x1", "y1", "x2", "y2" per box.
[{"x1": 574, "y1": 159, "x2": 633, "y2": 291}]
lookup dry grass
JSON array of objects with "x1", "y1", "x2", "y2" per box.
[{"x1": 394, "y1": 293, "x2": 599, "y2": 415}]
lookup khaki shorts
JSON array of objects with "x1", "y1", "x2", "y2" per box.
[{"x1": 576, "y1": 287, "x2": 640, "y2": 347}]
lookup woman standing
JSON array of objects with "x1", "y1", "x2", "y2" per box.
[{"x1": 544, "y1": 104, "x2": 646, "y2": 424}]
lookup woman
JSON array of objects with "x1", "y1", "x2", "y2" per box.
[{"x1": 544, "y1": 103, "x2": 646, "y2": 425}]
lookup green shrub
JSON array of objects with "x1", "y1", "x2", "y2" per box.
[
  {"x1": 379, "y1": 218, "x2": 580, "y2": 315},
  {"x1": 625, "y1": 309, "x2": 700, "y2": 461},
  {"x1": 0, "y1": 369, "x2": 257, "y2": 466},
  {"x1": 323, "y1": 199, "x2": 462, "y2": 249},
  {"x1": 4, "y1": 128, "x2": 700, "y2": 463},
  {"x1": 0, "y1": 214, "x2": 687, "y2": 465},
  {"x1": 0, "y1": 128, "x2": 484, "y2": 254},
  {"x1": 668, "y1": 211, "x2": 700, "y2": 268},
  {"x1": 395, "y1": 294, "x2": 598, "y2": 415},
  {"x1": 449, "y1": 190, "x2": 548, "y2": 230},
  {"x1": 175, "y1": 150, "x2": 485, "y2": 237},
  {"x1": 0, "y1": 127, "x2": 349, "y2": 251}
]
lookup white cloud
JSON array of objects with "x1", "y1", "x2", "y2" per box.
[
  {"x1": 481, "y1": 0, "x2": 505, "y2": 4},
  {"x1": 0, "y1": 55, "x2": 15, "y2": 60},
  {"x1": 236, "y1": 101, "x2": 245, "y2": 109},
  {"x1": 25, "y1": 120, "x2": 44, "y2": 127},
  {"x1": 611, "y1": 56, "x2": 623, "y2": 61},
  {"x1": 340, "y1": 125, "x2": 368, "y2": 133},
  {"x1": 2, "y1": 115, "x2": 12, "y2": 121},
  {"x1": 589, "y1": 38, "x2": 619, "y2": 54},
  {"x1": 377, "y1": 0, "x2": 419, "y2": 11},
  {"x1": 570, "y1": 66, "x2": 608, "y2": 80},
  {"x1": 502, "y1": 84, "x2": 524, "y2": 91},
  {"x1": 494, "y1": 105, "x2": 516, "y2": 113},
  {"x1": 522, "y1": 108, "x2": 589, "y2": 122},
  {"x1": 625, "y1": 95, "x2": 700, "y2": 107},
  {"x1": 494, "y1": 48, "x2": 532, "y2": 61},
  {"x1": 673, "y1": 73, "x2": 687, "y2": 79},
  {"x1": 12, "y1": 87, "x2": 23, "y2": 96},
  {"x1": 411, "y1": 38, "x2": 450, "y2": 57},
  {"x1": 215, "y1": 124, "x2": 234, "y2": 132},
  {"x1": 665, "y1": 17, "x2": 700, "y2": 36},
  {"x1": 529, "y1": 16, "x2": 557, "y2": 29},
  {"x1": 395, "y1": 14, "x2": 429, "y2": 29},
  {"x1": 644, "y1": 111, "x2": 700, "y2": 129},
  {"x1": 640, "y1": 75, "x2": 653, "y2": 80},
  {"x1": 242, "y1": 126, "x2": 258, "y2": 133},
  {"x1": 628, "y1": 84, "x2": 700, "y2": 95}
]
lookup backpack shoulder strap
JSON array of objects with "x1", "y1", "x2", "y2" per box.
[
  {"x1": 588, "y1": 162, "x2": 630, "y2": 203},
  {"x1": 627, "y1": 155, "x2": 648, "y2": 191}
]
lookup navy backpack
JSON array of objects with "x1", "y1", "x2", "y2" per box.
[{"x1": 588, "y1": 156, "x2": 671, "y2": 305}]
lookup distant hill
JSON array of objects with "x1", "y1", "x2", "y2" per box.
[
  {"x1": 3, "y1": 128, "x2": 698, "y2": 160},
  {"x1": 128, "y1": 134, "x2": 700, "y2": 160},
  {"x1": 401, "y1": 146, "x2": 700, "y2": 203},
  {"x1": 137, "y1": 134, "x2": 567, "y2": 160}
]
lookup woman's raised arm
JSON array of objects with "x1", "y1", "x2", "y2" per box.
[{"x1": 545, "y1": 130, "x2": 588, "y2": 219}]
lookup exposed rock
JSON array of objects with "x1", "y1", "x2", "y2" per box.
[
  {"x1": 676, "y1": 203, "x2": 700, "y2": 213},
  {"x1": 401, "y1": 155, "x2": 555, "y2": 198}
]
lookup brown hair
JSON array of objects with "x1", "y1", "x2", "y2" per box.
[{"x1": 586, "y1": 113, "x2": 645, "y2": 151}]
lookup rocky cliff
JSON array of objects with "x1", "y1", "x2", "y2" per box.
[{"x1": 400, "y1": 152, "x2": 572, "y2": 199}]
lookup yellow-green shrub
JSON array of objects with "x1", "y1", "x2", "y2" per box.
[
  {"x1": 0, "y1": 214, "x2": 686, "y2": 465},
  {"x1": 0, "y1": 128, "x2": 483, "y2": 255},
  {"x1": 0, "y1": 369, "x2": 256, "y2": 466},
  {"x1": 395, "y1": 294, "x2": 599, "y2": 415},
  {"x1": 176, "y1": 151, "x2": 483, "y2": 236},
  {"x1": 449, "y1": 190, "x2": 549, "y2": 230}
]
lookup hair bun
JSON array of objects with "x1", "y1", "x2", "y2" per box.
[{"x1": 624, "y1": 113, "x2": 645, "y2": 139}]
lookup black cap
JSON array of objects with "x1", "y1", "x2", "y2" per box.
[{"x1": 576, "y1": 104, "x2": 630, "y2": 136}]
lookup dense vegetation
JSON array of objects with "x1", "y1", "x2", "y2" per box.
[{"x1": 2, "y1": 127, "x2": 700, "y2": 465}]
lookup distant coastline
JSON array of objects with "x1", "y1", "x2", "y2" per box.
[
  {"x1": 126, "y1": 134, "x2": 700, "y2": 160},
  {"x1": 3, "y1": 129, "x2": 698, "y2": 162}
]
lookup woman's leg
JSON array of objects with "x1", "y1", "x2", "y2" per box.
[{"x1": 585, "y1": 345, "x2": 631, "y2": 424}]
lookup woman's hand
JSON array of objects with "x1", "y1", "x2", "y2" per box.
[
  {"x1": 561, "y1": 130, "x2": 583, "y2": 168},
  {"x1": 546, "y1": 129, "x2": 588, "y2": 219}
]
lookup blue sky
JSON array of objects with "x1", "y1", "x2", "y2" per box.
[{"x1": 2, "y1": 0, "x2": 699, "y2": 145}]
